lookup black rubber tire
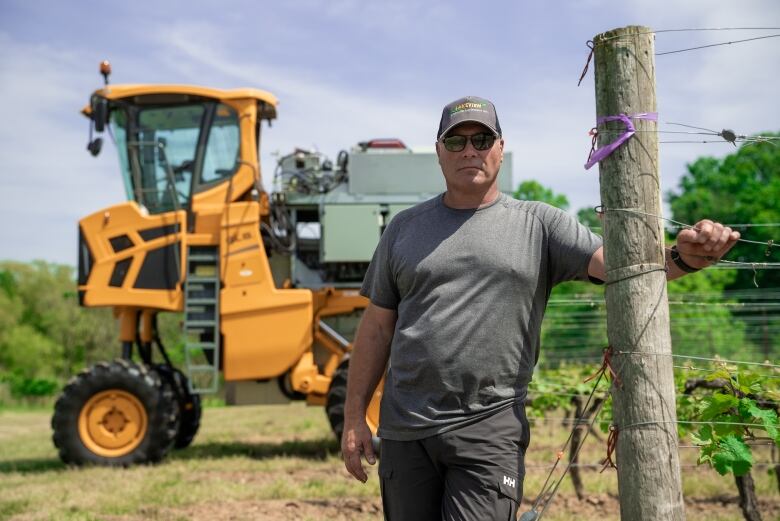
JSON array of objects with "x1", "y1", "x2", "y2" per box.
[
  {"x1": 153, "y1": 365, "x2": 202, "y2": 449},
  {"x1": 326, "y1": 360, "x2": 349, "y2": 443},
  {"x1": 51, "y1": 359, "x2": 179, "y2": 466}
]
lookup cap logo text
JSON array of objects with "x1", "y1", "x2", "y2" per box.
[{"x1": 450, "y1": 102, "x2": 487, "y2": 115}]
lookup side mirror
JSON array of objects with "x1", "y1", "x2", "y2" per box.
[
  {"x1": 91, "y1": 96, "x2": 108, "y2": 132},
  {"x1": 87, "y1": 137, "x2": 103, "y2": 157}
]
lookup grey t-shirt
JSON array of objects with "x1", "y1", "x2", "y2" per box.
[{"x1": 360, "y1": 193, "x2": 602, "y2": 441}]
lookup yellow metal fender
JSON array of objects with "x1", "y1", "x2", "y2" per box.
[{"x1": 219, "y1": 201, "x2": 312, "y2": 381}]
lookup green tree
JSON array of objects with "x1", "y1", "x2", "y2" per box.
[
  {"x1": 667, "y1": 135, "x2": 780, "y2": 290},
  {"x1": 0, "y1": 262, "x2": 117, "y2": 401},
  {"x1": 667, "y1": 137, "x2": 780, "y2": 361},
  {"x1": 666, "y1": 268, "x2": 753, "y2": 360},
  {"x1": 514, "y1": 180, "x2": 569, "y2": 210},
  {"x1": 0, "y1": 276, "x2": 23, "y2": 346}
]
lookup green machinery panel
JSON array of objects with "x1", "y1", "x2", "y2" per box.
[
  {"x1": 321, "y1": 204, "x2": 381, "y2": 262},
  {"x1": 320, "y1": 203, "x2": 417, "y2": 262},
  {"x1": 348, "y1": 150, "x2": 513, "y2": 195}
]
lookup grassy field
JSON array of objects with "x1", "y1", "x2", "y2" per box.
[{"x1": 0, "y1": 403, "x2": 778, "y2": 520}]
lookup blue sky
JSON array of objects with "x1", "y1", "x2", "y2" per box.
[{"x1": 0, "y1": 0, "x2": 778, "y2": 264}]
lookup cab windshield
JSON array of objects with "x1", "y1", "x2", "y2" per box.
[{"x1": 110, "y1": 101, "x2": 240, "y2": 214}]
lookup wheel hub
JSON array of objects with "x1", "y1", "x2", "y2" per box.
[
  {"x1": 78, "y1": 389, "x2": 148, "y2": 458},
  {"x1": 101, "y1": 406, "x2": 129, "y2": 434}
]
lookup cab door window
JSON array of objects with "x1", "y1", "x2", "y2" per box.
[
  {"x1": 137, "y1": 105, "x2": 204, "y2": 213},
  {"x1": 200, "y1": 104, "x2": 240, "y2": 186}
]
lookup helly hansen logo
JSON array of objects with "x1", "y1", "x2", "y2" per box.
[{"x1": 503, "y1": 475, "x2": 516, "y2": 488}]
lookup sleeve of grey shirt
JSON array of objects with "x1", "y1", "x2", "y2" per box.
[
  {"x1": 360, "y1": 220, "x2": 401, "y2": 310},
  {"x1": 544, "y1": 205, "x2": 603, "y2": 285}
]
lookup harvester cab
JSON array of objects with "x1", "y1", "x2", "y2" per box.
[{"x1": 53, "y1": 62, "x2": 513, "y2": 465}]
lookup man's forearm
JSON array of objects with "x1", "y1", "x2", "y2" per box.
[
  {"x1": 589, "y1": 220, "x2": 739, "y2": 283},
  {"x1": 344, "y1": 307, "x2": 395, "y2": 420}
]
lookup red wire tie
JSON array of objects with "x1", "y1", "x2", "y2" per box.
[
  {"x1": 586, "y1": 127, "x2": 598, "y2": 164},
  {"x1": 600, "y1": 425, "x2": 618, "y2": 472},
  {"x1": 584, "y1": 345, "x2": 621, "y2": 386}
]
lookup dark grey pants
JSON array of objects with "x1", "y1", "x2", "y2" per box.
[{"x1": 379, "y1": 403, "x2": 530, "y2": 521}]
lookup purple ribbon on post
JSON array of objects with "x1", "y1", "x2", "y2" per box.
[{"x1": 584, "y1": 112, "x2": 658, "y2": 170}]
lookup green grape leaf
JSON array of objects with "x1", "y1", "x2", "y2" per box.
[
  {"x1": 711, "y1": 435, "x2": 753, "y2": 476},
  {"x1": 706, "y1": 369, "x2": 732, "y2": 383},
  {"x1": 712, "y1": 414, "x2": 744, "y2": 437},
  {"x1": 741, "y1": 400, "x2": 779, "y2": 440},
  {"x1": 738, "y1": 373, "x2": 763, "y2": 396},
  {"x1": 699, "y1": 393, "x2": 739, "y2": 421},
  {"x1": 697, "y1": 443, "x2": 715, "y2": 466},
  {"x1": 690, "y1": 424, "x2": 714, "y2": 446}
]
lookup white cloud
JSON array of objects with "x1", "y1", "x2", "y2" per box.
[
  {"x1": 1, "y1": 4, "x2": 778, "y2": 265},
  {"x1": 152, "y1": 20, "x2": 441, "y2": 184},
  {"x1": 0, "y1": 32, "x2": 125, "y2": 263}
]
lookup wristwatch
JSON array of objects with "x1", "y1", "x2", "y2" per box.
[{"x1": 670, "y1": 245, "x2": 701, "y2": 273}]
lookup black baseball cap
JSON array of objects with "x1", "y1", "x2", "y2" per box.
[{"x1": 437, "y1": 96, "x2": 502, "y2": 140}]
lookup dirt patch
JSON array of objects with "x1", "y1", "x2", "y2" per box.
[
  {"x1": 184, "y1": 464, "x2": 348, "y2": 488},
  {"x1": 98, "y1": 493, "x2": 780, "y2": 521},
  {"x1": 190, "y1": 498, "x2": 383, "y2": 521},
  {"x1": 102, "y1": 498, "x2": 384, "y2": 521},
  {"x1": 684, "y1": 494, "x2": 780, "y2": 519},
  {"x1": 518, "y1": 493, "x2": 780, "y2": 520}
]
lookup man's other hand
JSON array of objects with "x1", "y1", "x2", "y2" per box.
[{"x1": 342, "y1": 419, "x2": 376, "y2": 483}]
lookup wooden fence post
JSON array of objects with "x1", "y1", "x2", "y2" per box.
[{"x1": 593, "y1": 25, "x2": 686, "y2": 520}]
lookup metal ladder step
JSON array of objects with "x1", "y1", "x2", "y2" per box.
[
  {"x1": 183, "y1": 245, "x2": 220, "y2": 394},
  {"x1": 185, "y1": 342, "x2": 217, "y2": 351},
  {"x1": 184, "y1": 318, "x2": 219, "y2": 329},
  {"x1": 186, "y1": 298, "x2": 218, "y2": 305},
  {"x1": 186, "y1": 276, "x2": 219, "y2": 283},
  {"x1": 188, "y1": 254, "x2": 219, "y2": 261}
]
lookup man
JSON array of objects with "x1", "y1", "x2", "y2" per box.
[{"x1": 341, "y1": 96, "x2": 739, "y2": 520}]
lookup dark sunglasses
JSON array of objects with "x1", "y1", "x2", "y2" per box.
[{"x1": 441, "y1": 132, "x2": 496, "y2": 152}]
